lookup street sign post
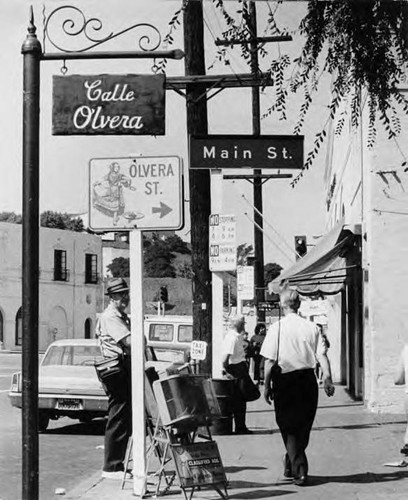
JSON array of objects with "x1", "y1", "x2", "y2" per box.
[
  {"x1": 89, "y1": 156, "x2": 183, "y2": 231},
  {"x1": 209, "y1": 214, "x2": 237, "y2": 272}
]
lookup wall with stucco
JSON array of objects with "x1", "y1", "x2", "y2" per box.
[
  {"x1": 0, "y1": 222, "x2": 103, "y2": 351},
  {"x1": 361, "y1": 92, "x2": 408, "y2": 413}
]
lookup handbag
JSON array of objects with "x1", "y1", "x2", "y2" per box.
[
  {"x1": 94, "y1": 355, "x2": 124, "y2": 382},
  {"x1": 227, "y1": 361, "x2": 261, "y2": 402},
  {"x1": 239, "y1": 371, "x2": 261, "y2": 402}
]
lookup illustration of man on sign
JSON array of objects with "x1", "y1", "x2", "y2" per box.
[{"x1": 93, "y1": 161, "x2": 143, "y2": 226}]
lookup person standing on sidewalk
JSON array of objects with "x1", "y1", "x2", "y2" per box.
[
  {"x1": 97, "y1": 277, "x2": 132, "y2": 480},
  {"x1": 249, "y1": 323, "x2": 267, "y2": 385},
  {"x1": 261, "y1": 288, "x2": 335, "y2": 486},
  {"x1": 394, "y1": 343, "x2": 408, "y2": 456},
  {"x1": 221, "y1": 315, "x2": 253, "y2": 434}
]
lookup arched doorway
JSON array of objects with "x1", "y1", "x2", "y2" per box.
[
  {"x1": 84, "y1": 318, "x2": 92, "y2": 339},
  {"x1": 15, "y1": 307, "x2": 22, "y2": 347}
]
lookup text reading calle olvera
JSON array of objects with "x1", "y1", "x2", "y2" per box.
[{"x1": 73, "y1": 80, "x2": 144, "y2": 131}]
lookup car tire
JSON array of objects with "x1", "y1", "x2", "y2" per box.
[{"x1": 38, "y1": 412, "x2": 50, "y2": 432}]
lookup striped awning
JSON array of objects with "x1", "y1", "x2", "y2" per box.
[{"x1": 269, "y1": 220, "x2": 357, "y2": 296}]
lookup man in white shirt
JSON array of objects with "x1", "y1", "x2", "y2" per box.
[
  {"x1": 261, "y1": 288, "x2": 335, "y2": 486},
  {"x1": 221, "y1": 315, "x2": 252, "y2": 434}
]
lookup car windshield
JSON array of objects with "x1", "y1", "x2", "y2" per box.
[
  {"x1": 42, "y1": 345, "x2": 104, "y2": 366},
  {"x1": 178, "y1": 325, "x2": 193, "y2": 342},
  {"x1": 149, "y1": 324, "x2": 174, "y2": 342}
]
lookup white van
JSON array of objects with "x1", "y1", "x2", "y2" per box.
[{"x1": 144, "y1": 315, "x2": 193, "y2": 365}]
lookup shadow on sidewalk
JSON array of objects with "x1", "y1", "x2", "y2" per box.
[
  {"x1": 226, "y1": 482, "x2": 293, "y2": 499},
  {"x1": 224, "y1": 465, "x2": 268, "y2": 473},
  {"x1": 44, "y1": 418, "x2": 106, "y2": 436},
  {"x1": 313, "y1": 420, "x2": 406, "y2": 432},
  {"x1": 307, "y1": 470, "x2": 408, "y2": 485}
]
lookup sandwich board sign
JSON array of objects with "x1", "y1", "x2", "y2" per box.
[{"x1": 89, "y1": 156, "x2": 183, "y2": 231}]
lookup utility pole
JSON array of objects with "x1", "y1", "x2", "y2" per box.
[
  {"x1": 183, "y1": 0, "x2": 212, "y2": 375},
  {"x1": 215, "y1": 1, "x2": 292, "y2": 322},
  {"x1": 247, "y1": 1, "x2": 265, "y2": 322}
]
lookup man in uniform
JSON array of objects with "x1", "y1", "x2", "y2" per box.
[{"x1": 97, "y1": 277, "x2": 132, "y2": 479}]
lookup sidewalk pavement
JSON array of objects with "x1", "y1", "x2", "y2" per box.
[{"x1": 66, "y1": 386, "x2": 408, "y2": 499}]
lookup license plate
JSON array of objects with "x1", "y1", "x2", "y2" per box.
[{"x1": 56, "y1": 398, "x2": 82, "y2": 410}]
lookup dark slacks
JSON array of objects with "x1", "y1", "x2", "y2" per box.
[
  {"x1": 253, "y1": 354, "x2": 265, "y2": 382},
  {"x1": 102, "y1": 362, "x2": 132, "y2": 472},
  {"x1": 273, "y1": 368, "x2": 318, "y2": 478},
  {"x1": 226, "y1": 361, "x2": 248, "y2": 431}
]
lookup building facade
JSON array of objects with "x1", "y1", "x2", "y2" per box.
[
  {"x1": 324, "y1": 87, "x2": 408, "y2": 413},
  {"x1": 0, "y1": 222, "x2": 103, "y2": 351}
]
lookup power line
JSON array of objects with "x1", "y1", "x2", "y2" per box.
[
  {"x1": 240, "y1": 192, "x2": 300, "y2": 258},
  {"x1": 243, "y1": 211, "x2": 294, "y2": 262}
]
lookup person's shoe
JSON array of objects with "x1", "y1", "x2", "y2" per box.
[
  {"x1": 234, "y1": 427, "x2": 253, "y2": 435},
  {"x1": 401, "y1": 444, "x2": 408, "y2": 455},
  {"x1": 102, "y1": 470, "x2": 132, "y2": 480},
  {"x1": 293, "y1": 475, "x2": 307, "y2": 486},
  {"x1": 282, "y1": 455, "x2": 293, "y2": 478}
]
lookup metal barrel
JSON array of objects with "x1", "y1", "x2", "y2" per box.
[{"x1": 210, "y1": 378, "x2": 235, "y2": 435}]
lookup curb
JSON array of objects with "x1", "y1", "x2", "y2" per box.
[{"x1": 65, "y1": 471, "x2": 103, "y2": 499}]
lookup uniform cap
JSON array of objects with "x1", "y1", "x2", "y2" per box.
[{"x1": 105, "y1": 277, "x2": 129, "y2": 296}]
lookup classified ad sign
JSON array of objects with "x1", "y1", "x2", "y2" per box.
[{"x1": 52, "y1": 74, "x2": 165, "y2": 135}]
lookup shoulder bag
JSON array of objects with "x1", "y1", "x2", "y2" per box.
[
  {"x1": 94, "y1": 355, "x2": 124, "y2": 383},
  {"x1": 270, "y1": 315, "x2": 282, "y2": 390}
]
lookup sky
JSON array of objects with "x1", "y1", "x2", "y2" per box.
[{"x1": 0, "y1": 0, "x2": 331, "y2": 269}]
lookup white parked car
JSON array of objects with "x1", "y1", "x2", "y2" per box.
[{"x1": 9, "y1": 339, "x2": 108, "y2": 431}]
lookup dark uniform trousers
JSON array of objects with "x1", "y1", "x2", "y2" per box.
[
  {"x1": 273, "y1": 368, "x2": 318, "y2": 478},
  {"x1": 226, "y1": 361, "x2": 248, "y2": 432},
  {"x1": 102, "y1": 358, "x2": 132, "y2": 472}
]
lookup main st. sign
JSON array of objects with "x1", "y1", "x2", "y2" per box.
[
  {"x1": 190, "y1": 134, "x2": 304, "y2": 169},
  {"x1": 89, "y1": 156, "x2": 183, "y2": 231}
]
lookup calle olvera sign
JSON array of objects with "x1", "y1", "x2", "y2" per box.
[{"x1": 52, "y1": 74, "x2": 165, "y2": 135}]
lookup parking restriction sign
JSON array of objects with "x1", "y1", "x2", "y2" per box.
[{"x1": 209, "y1": 214, "x2": 237, "y2": 272}]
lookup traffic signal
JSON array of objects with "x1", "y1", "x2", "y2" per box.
[
  {"x1": 160, "y1": 286, "x2": 168, "y2": 303},
  {"x1": 294, "y1": 235, "x2": 307, "y2": 259}
]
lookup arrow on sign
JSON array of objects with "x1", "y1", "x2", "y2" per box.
[{"x1": 152, "y1": 202, "x2": 172, "y2": 218}]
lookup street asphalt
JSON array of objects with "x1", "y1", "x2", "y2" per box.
[{"x1": 64, "y1": 386, "x2": 408, "y2": 500}]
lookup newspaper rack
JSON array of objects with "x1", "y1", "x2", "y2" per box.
[{"x1": 139, "y1": 373, "x2": 228, "y2": 499}]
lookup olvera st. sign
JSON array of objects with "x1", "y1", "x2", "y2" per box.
[
  {"x1": 189, "y1": 135, "x2": 304, "y2": 169},
  {"x1": 52, "y1": 74, "x2": 165, "y2": 135}
]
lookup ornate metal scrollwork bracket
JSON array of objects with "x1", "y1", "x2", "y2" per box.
[{"x1": 43, "y1": 5, "x2": 162, "y2": 54}]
